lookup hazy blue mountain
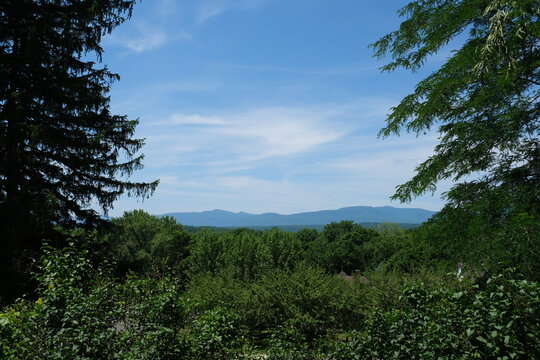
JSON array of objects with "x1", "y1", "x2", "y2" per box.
[
  {"x1": 183, "y1": 223, "x2": 422, "y2": 233},
  {"x1": 162, "y1": 206, "x2": 436, "y2": 227}
]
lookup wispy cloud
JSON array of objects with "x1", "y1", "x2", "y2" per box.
[
  {"x1": 195, "y1": 0, "x2": 271, "y2": 25},
  {"x1": 196, "y1": 2, "x2": 227, "y2": 24},
  {"x1": 106, "y1": 21, "x2": 191, "y2": 53},
  {"x1": 105, "y1": 0, "x2": 272, "y2": 53},
  {"x1": 144, "y1": 106, "x2": 350, "y2": 169},
  {"x1": 166, "y1": 113, "x2": 227, "y2": 126},
  {"x1": 217, "y1": 108, "x2": 346, "y2": 158},
  {"x1": 111, "y1": 80, "x2": 221, "y2": 117},
  {"x1": 124, "y1": 25, "x2": 168, "y2": 53}
]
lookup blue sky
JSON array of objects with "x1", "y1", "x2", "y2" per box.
[{"x1": 100, "y1": 0, "x2": 455, "y2": 216}]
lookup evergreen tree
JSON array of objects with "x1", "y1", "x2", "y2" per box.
[{"x1": 0, "y1": 0, "x2": 157, "y2": 302}]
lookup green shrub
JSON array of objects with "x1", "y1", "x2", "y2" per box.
[
  {"x1": 330, "y1": 271, "x2": 540, "y2": 359},
  {"x1": 185, "y1": 265, "x2": 362, "y2": 340},
  {"x1": 186, "y1": 307, "x2": 246, "y2": 359},
  {"x1": 266, "y1": 327, "x2": 320, "y2": 360},
  {"x1": 0, "y1": 244, "x2": 187, "y2": 360}
]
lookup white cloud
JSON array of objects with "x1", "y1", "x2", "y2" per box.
[
  {"x1": 144, "y1": 106, "x2": 349, "y2": 169},
  {"x1": 133, "y1": 99, "x2": 401, "y2": 178},
  {"x1": 107, "y1": 22, "x2": 191, "y2": 53},
  {"x1": 105, "y1": 0, "x2": 271, "y2": 53},
  {"x1": 167, "y1": 113, "x2": 227, "y2": 126},
  {"x1": 196, "y1": 2, "x2": 227, "y2": 24},
  {"x1": 215, "y1": 108, "x2": 346, "y2": 158},
  {"x1": 106, "y1": 100, "x2": 449, "y2": 217},
  {"x1": 124, "y1": 28, "x2": 167, "y2": 53},
  {"x1": 111, "y1": 80, "x2": 221, "y2": 118},
  {"x1": 195, "y1": 0, "x2": 270, "y2": 25}
]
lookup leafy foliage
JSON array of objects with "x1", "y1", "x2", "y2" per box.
[
  {"x1": 186, "y1": 307, "x2": 246, "y2": 360},
  {"x1": 372, "y1": 0, "x2": 539, "y2": 207},
  {"x1": 186, "y1": 265, "x2": 355, "y2": 340},
  {"x1": 103, "y1": 210, "x2": 192, "y2": 274},
  {"x1": 370, "y1": 0, "x2": 540, "y2": 285},
  {"x1": 2, "y1": 226, "x2": 539, "y2": 359},
  {"x1": 187, "y1": 227, "x2": 305, "y2": 281},
  {"x1": 0, "y1": 244, "x2": 186, "y2": 360},
  {"x1": 331, "y1": 271, "x2": 540, "y2": 359},
  {"x1": 266, "y1": 327, "x2": 321, "y2": 360}
]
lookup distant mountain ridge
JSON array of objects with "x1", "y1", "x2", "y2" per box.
[{"x1": 161, "y1": 206, "x2": 436, "y2": 227}]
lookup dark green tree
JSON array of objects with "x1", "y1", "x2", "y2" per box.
[
  {"x1": 371, "y1": 1, "x2": 540, "y2": 272},
  {"x1": 105, "y1": 210, "x2": 191, "y2": 274},
  {"x1": 0, "y1": 0, "x2": 157, "y2": 302}
]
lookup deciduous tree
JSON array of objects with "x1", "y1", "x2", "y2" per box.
[
  {"x1": 372, "y1": 0, "x2": 540, "y2": 274},
  {"x1": 372, "y1": 0, "x2": 539, "y2": 214}
]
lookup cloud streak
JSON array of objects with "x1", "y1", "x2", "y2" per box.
[
  {"x1": 195, "y1": 0, "x2": 271, "y2": 24},
  {"x1": 106, "y1": 22, "x2": 192, "y2": 53},
  {"x1": 124, "y1": 25, "x2": 168, "y2": 53},
  {"x1": 110, "y1": 98, "x2": 451, "y2": 216},
  {"x1": 196, "y1": 3, "x2": 227, "y2": 24},
  {"x1": 105, "y1": 0, "x2": 272, "y2": 53},
  {"x1": 142, "y1": 105, "x2": 353, "y2": 173}
]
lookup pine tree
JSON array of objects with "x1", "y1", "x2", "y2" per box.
[{"x1": 0, "y1": 0, "x2": 157, "y2": 302}]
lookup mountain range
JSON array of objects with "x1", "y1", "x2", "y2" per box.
[{"x1": 161, "y1": 206, "x2": 436, "y2": 227}]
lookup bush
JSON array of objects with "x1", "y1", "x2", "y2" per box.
[
  {"x1": 103, "y1": 210, "x2": 191, "y2": 275},
  {"x1": 0, "y1": 244, "x2": 187, "y2": 360},
  {"x1": 185, "y1": 265, "x2": 361, "y2": 340},
  {"x1": 266, "y1": 327, "x2": 320, "y2": 360},
  {"x1": 330, "y1": 271, "x2": 540, "y2": 359},
  {"x1": 186, "y1": 307, "x2": 246, "y2": 360}
]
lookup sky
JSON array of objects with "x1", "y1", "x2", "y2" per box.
[{"x1": 100, "y1": 0, "x2": 457, "y2": 216}]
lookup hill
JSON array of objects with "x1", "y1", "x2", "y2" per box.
[{"x1": 162, "y1": 206, "x2": 436, "y2": 227}]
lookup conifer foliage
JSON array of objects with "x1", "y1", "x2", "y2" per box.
[{"x1": 0, "y1": 0, "x2": 156, "y2": 301}]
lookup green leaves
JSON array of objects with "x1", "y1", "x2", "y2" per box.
[
  {"x1": 331, "y1": 271, "x2": 540, "y2": 359},
  {"x1": 186, "y1": 307, "x2": 246, "y2": 360},
  {"x1": 0, "y1": 245, "x2": 188, "y2": 360},
  {"x1": 372, "y1": 0, "x2": 540, "y2": 210},
  {"x1": 2, "y1": 233, "x2": 539, "y2": 359},
  {"x1": 104, "y1": 210, "x2": 192, "y2": 274},
  {"x1": 374, "y1": 0, "x2": 540, "y2": 280}
]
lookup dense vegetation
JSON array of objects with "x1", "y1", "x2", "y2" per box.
[
  {"x1": 1, "y1": 0, "x2": 539, "y2": 358},
  {"x1": 1, "y1": 212, "x2": 539, "y2": 359}
]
